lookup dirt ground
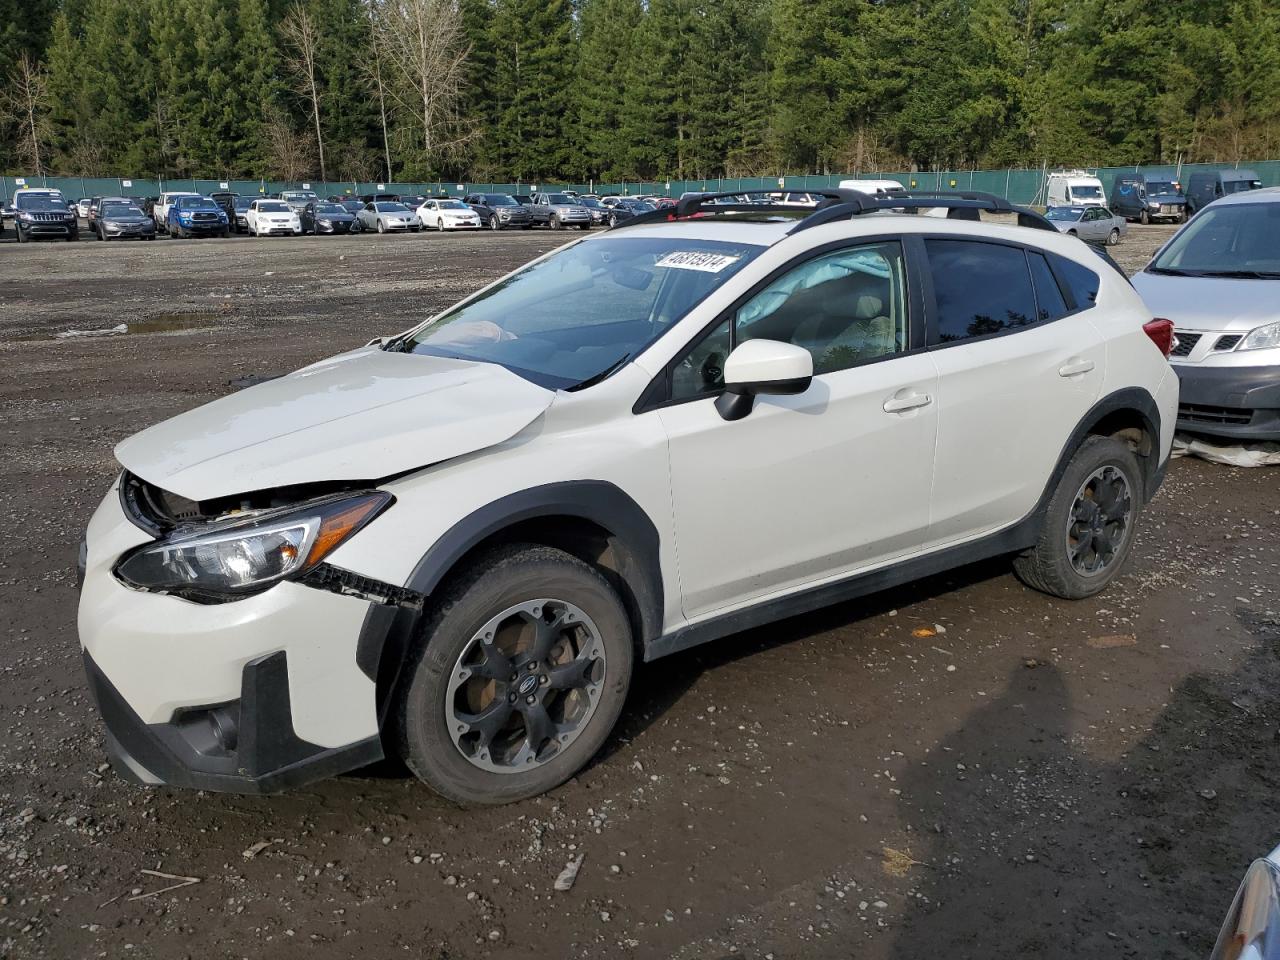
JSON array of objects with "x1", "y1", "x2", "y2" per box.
[{"x1": 3, "y1": 222, "x2": 1279, "y2": 960}]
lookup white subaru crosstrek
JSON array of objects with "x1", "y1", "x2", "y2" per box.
[{"x1": 78, "y1": 191, "x2": 1179, "y2": 804}]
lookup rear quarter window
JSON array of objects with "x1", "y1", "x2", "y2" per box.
[{"x1": 1050, "y1": 254, "x2": 1100, "y2": 310}]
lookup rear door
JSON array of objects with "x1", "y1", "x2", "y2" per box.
[{"x1": 921, "y1": 238, "x2": 1105, "y2": 548}]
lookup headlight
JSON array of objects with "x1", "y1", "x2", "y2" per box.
[
  {"x1": 1209, "y1": 855, "x2": 1280, "y2": 960},
  {"x1": 1240, "y1": 321, "x2": 1280, "y2": 352},
  {"x1": 18, "y1": 212, "x2": 33, "y2": 221},
  {"x1": 1148, "y1": 201, "x2": 1160, "y2": 209},
  {"x1": 318, "y1": 218, "x2": 331, "y2": 226},
  {"x1": 115, "y1": 492, "x2": 391, "y2": 600}
]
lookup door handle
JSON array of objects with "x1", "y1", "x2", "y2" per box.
[
  {"x1": 1058, "y1": 359, "x2": 1096, "y2": 378},
  {"x1": 883, "y1": 392, "x2": 933, "y2": 414}
]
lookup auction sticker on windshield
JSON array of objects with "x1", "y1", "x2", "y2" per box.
[{"x1": 655, "y1": 251, "x2": 742, "y2": 273}]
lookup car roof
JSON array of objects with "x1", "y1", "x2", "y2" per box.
[{"x1": 1212, "y1": 185, "x2": 1280, "y2": 206}]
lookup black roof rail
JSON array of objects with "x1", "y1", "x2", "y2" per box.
[{"x1": 609, "y1": 188, "x2": 1057, "y2": 235}]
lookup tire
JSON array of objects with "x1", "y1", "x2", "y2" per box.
[
  {"x1": 437, "y1": 217, "x2": 445, "y2": 232},
  {"x1": 550, "y1": 214, "x2": 560, "y2": 230},
  {"x1": 1139, "y1": 209, "x2": 1149, "y2": 225},
  {"x1": 1013, "y1": 435, "x2": 1143, "y2": 600},
  {"x1": 1066, "y1": 229, "x2": 1077, "y2": 237},
  {"x1": 1179, "y1": 210, "x2": 1188, "y2": 223},
  {"x1": 395, "y1": 543, "x2": 634, "y2": 806},
  {"x1": 1107, "y1": 228, "x2": 1120, "y2": 246},
  {"x1": 221, "y1": 227, "x2": 229, "y2": 238},
  {"x1": 489, "y1": 215, "x2": 500, "y2": 230},
  {"x1": 96, "y1": 227, "x2": 104, "y2": 241},
  {"x1": 579, "y1": 223, "x2": 590, "y2": 230},
  {"x1": 377, "y1": 219, "x2": 385, "y2": 234}
]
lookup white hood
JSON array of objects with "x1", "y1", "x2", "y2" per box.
[{"x1": 115, "y1": 348, "x2": 554, "y2": 500}]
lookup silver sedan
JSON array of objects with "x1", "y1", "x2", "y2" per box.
[{"x1": 1045, "y1": 205, "x2": 1127, "y2": 245}]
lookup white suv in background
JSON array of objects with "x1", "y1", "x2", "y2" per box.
[{"x1": 78, "y1": 191, "x2": 1178, "y2": 804}]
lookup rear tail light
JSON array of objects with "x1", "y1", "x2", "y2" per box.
[{"x1": 1143, "y1": 318, "x2": 1176, "y2": 358}]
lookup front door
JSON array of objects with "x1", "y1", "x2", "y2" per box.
[{"x1": 653, "y1": 240, "x2": 940, "y2": 621}]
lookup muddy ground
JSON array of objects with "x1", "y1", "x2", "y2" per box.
[{"x1": 2, "y1": 222, "x2": 1279, "y2": 960}]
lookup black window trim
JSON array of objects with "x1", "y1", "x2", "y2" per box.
[
  {"x1": 634, "y1": 232, "x2": 926, "y2": 414},
  {"x1": 919, "y1": 234, "x2": 1096, "y2": 352}
]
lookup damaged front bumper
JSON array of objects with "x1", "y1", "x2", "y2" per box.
[{"x1": 75, "y1": 483, "x2": 409, "y2": 794}]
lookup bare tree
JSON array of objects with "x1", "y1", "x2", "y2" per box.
[
  {"x1": 1, "y1": 54, "x2": 52, "y2": 175},
  {"x1": 262, "y1": 105, "x2": 316, "y2": 181},
  {"x1": 280, "y1": 4, "x2": 327, "y2": 181},
  {"x1": 369, "y1": 0, "x2": 472, "y2": 163},
  {"x1": 361, "y1": 1, "x2": 395, "y2": 180}
]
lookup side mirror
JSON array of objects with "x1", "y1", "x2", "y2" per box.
[{"x1": 715, "y1": 339, "x2": 813, "y2": 421}]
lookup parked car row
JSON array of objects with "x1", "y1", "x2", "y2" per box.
[{"x1": 1044, "y1": 168, "x2": 1264, "y2": 223}]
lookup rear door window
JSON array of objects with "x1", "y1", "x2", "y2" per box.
[
  {"x1": 1028, "y1": 252, "x2": 1069, "y2": 321},
  {"x1": 924, "y1": 240, "x2": 1038, "y2": 344}
]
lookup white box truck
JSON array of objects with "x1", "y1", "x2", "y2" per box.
[{"x1": 1046, "y1": 171, "x2": 1106, "y2": 208}]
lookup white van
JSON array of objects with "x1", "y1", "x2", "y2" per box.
[
  {"x1": 837, "y1": 178, "x2": 907, "y2": 197},
  {"x1": 1046, "y1": 171, "x2": 1106, "y2": 208}
]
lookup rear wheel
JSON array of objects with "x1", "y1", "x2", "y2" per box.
[
  {"x1": 1107, "y1": 227, "x2": 1120, "y2": 246},
  {"x1": 1013, "y1": 436, "x2": 1143, "y2": 600},
  {"x1": 395, "y1": 544, "x2": 633, "y2": 806}
]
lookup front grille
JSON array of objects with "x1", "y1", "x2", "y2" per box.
[
  {"x1": 30, "y1": 212, "x2": 66, "y2": 222},
  {"x1": 1179, "y1": 403, "x2": 1254, "y2": 426},
  {"x1": 1214, "y1": 334, "x2": 1242, "y2": 351},
  {"x1": 193, "y1": 213, "x2": 219, "y2": 222},
  {"x1": 1171, "y1": 332, "x2": 1201, "y2": 357},
  {"x1": 1160, "y1": 204, "x2": 1179, "y2": 214}
]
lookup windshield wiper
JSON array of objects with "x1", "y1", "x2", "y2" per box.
[
  {"x1": 570, "y1": 353, "x2": 631, "y2": 391},
  {"x1": 1194, "y1": 269, "x2": 1280, "y2": 279},
  {"x1": 1145, "y1": 266, "x2": 1198, "y2": 276}
]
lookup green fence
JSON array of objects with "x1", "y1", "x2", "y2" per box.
[{"x1": 5, "y1": 160, "x2": 1280, "y2": 204}]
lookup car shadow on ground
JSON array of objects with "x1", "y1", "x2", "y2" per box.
[
  {"x1": 601, "y1": 556, "x2": 1017, "y2": 763},
  {"x1": 885, "y1": 608, "x2": 1280, "y2": 959}
]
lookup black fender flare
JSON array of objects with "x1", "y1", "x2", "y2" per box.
[{"x1": 356, "y1": 481, "x2": 663, "y2": 720}]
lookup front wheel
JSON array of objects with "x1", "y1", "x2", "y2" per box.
[
  {"x1": 1013, "y1": 436, "x2": 1143, "y2": 600},
  {"x1": 1107, "y1": 228, "x2": 1120, "y2": 246},
  {"x1": 438, "y1": 217, "x2": 445, "y2": 232},
  {"x1": 1139, "y1": 209, "x2": 1150, "y2": 225},
  {"x1": 550, "y1": 215, "x2": 560, "y2": 230},
  {"x1": 489, "y1": 215, "x2": 500, "y2": 231},
  {"x1": 377, "y1": 219, "x2": 385, "y2": 234},
  {"x1": 395, "y1": 544, "x2": 633, "y2": 806}
]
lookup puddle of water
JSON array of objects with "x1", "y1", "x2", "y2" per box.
[{"x1": 15, "y1": 313, "x2": 221, "y2": 341}]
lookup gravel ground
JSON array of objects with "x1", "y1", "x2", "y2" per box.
[{"x1": 3, "y1": 222, "x2": 1279, "y2": 960}]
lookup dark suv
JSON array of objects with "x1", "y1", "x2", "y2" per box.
[{"x1": 13, "y1": 191, "x2": 79, "y2": 242}]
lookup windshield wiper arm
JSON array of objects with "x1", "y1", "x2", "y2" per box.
[
  {"x1": 570, "y1": 353, "x2": 631, "y2": 391},
  {"x1": 1145, "y1": 266, "x2": 1197, "y2": 276}
]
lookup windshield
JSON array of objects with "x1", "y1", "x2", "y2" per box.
[
  {"x1": 485, "y1": 195, "x2": 517, "y2": 206},
  {"x1": 179, "y1": 197, "x2": 217, "y2": 210},
  {"x1": 1070, "y1": 184, "x2": 1103, "y2": 200},
  {"x1": 375, "y1": 202, "x2": 407, "y2": 212},
  {"x1": 401, "y1": 237, "x2": 764, "y2": 388},
  {"x1": 234, "y1": 198, "x2": 253, "y2": 209},
  {"x1": 581, "y1": 198, "x2": 604, "y2": 208},
  {"x1": 283, "y1": 192, "x2": 316, "y2": 200},
  {"x1": 546, "y1": 194, "x2": 575, "y2": 204},
  {"x1": 438, "y1": 200, "x2": 468, "y2": 210},
  {"x1": 16, "y1": 195, "x2": 68, "y2": 212},
  {"x1": 258, "y1": 201, "x2": 289, "y2": 212},
  {"x1": 102, "y1": 203, "x2": 144, "y2": 217},
  {"x1": 1146, "y1": 181, "x2": 1179, "y2": 195},
  {"x1": 1149, "y1": 203, "x2": 1280, "y2": 276},
  {"x1": 1045, "y1": 207, "x2": 1084, "y2": 221},
  {"x1": 1224, "y1": 179, "x2": 1262, "y2": 194},
  {"x1": 315, "y1": 203, "x2": 345, "y2": 214}
]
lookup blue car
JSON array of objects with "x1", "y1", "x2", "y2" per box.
[{"x1": 167, "y1": 196, "x2": 229, "y2": 239}]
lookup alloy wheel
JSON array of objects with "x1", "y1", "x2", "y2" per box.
[
  {"x1": 1065, "y1": 465, "x2": 1133, "y2": 576},
  {"x1": 444, "y1": 599, "x2": 607, "y2": 774}
]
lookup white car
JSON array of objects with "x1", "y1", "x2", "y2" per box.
[
  {"x1": 245, "y1": 199, "x2": 302, "y2": 236},
  {"x1": 77, "y1": 191, "x2": 1178, "y2": 804},
  {"x1": 417, "y1": 198, "x2": 481, "y2": 231},
  {"x1": 357, "y1": 201, "x2": 419, "y2": 234}
]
